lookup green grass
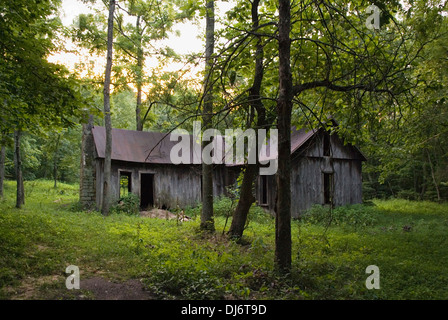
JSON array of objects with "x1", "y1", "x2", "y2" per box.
[{"x1": 0, "y1": 180, "x2": 447, "y2": 299}]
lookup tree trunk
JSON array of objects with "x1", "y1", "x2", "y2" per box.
[
  {"x1": 200, "y1": 0, "x2": 215, "y2": 232},
  {"x1": 0, "y1": 145, "x2": 5, "y2": 198},
  {"x1": 53, "y1": 158, "x2": 58, "y2": 189},
  {"x1": 136, "y1": 72, "x2": 143, "y2": 131},
  {"x1": 421, "y1": 158, "x2": 427, "y2": 199},
  {"x1": 80, "y1": 115, "x2": 96, "y2": 209},
  {"x1": 14, "y1": 130, "x2": 25, "y2": 208},
  {"x1": 228, "y1": 0, "x2": 266, "y2": 239},
  {"x1": 53, "y1": 134, "x2": 61, "y2": 189},
  {"x1": 136, "y1": 15, "x2": 144, "y2": 131},
  {"x1": 275, "y1": 0, "x2": 292, "y2": 273},
  {"x1": 427, "y1": 150, "x2": 441, "y2": 201},
  {"x1": 101, "y1": 0, "x2": 115, "y2": 216},
  {"x1": 228, "y1": 164, "x2": 258, "y2": 238}
]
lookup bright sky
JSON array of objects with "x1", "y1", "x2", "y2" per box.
[
  {"x1": 59, "y1": 0, "x2": 208, "y2": 53},
  {"x1": 50, "y1": 0, "x2": 234, "y2": 82}
]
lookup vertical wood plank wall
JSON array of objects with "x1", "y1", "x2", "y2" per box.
[
  {"x1": 255, "y1": 131, "x2": 364, "y2": 218},
  {"x1": 93, "y1": 130, "x2": 364, "y2": 217},
  {"x1": 95, "y1": 160, "x2": 237, "y2": 210}
]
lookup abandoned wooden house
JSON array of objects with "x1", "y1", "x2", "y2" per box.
[
  {"x1": 254, "y1": 127, "x2": 366, "y2": 217},
  {"x1": 79, "y1": 123, "x2": 366, "y2": 218},
  {"x1": 79, "y1": 124, "x2": 238, "y2": 210}
]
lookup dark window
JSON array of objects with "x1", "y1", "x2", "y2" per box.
[
  {"x1": 119, "y1": 171, "x2": 132, "y2": 198},
  {"x1": 323, "y1": 132, "x2": 331, "y2": 157},
  {"x1": 323, "y1": 173, "x2": 333, "y2": 205}
]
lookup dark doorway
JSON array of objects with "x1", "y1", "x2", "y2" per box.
[{"x1": 140, "y1": 173, "x2": 154, "y2": 209}]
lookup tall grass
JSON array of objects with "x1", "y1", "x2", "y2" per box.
[{"x1": 0, "y1": 180, "x2": 447, "y2": 299}]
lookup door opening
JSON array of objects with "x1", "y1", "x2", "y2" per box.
[{"x1": 140, "y1": 173, "x2": 154, "y2": 209}]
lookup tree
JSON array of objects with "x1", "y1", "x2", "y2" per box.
[
  {"x1": 14, "y1": 131, "x2": 24, "y2": 208},
  {"x1": 361, "y1": 2, "x2": 448, "y2": 201},
  {"x1": 114, "y1": 0, "x2": 180, "y2": 131},
  {"x1": 201, "y1": 0, "x2": 216, "y2": 232},
  {"x1": 228, "y1": 0, "x2": 268, "y2": 239},
  {"x1": 101, "y1": 0, "x2": 116, "y2": 216},
  {"x1": 0, "y1": 0, "x2": 87, "y2": 208},
  {"x1": 0, "y1": 145, "x2": 4, "y2": 198},
  {"x1": 275, "y1": 0, "x2": 293, "y2": 273},
  {"x1": 73, "y1": 0, "x2": 185, "y2": 131},
  {"x1": 209, "y1": 0, "x2": 439, "y2": 271}
]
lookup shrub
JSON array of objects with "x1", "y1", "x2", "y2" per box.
[
  {"x1": 146, "y1": 268, "x2": 224, "y2": 299},
  {"x1": 111, "y1": 193, "x2": 140, "y2": 215},
  {"x1": 183, "y1": 197, "x2": 236, "y2": 219},
  {"x1": 397, "y1": 190, "x2": 420, "y2": 201},
  {"x1": 362, "y1": 182, "x2": 377, "y2": 200},
  {"x1": 213, "y1": 197, "x2": 235, "y2": 217},
  {"x1": 248, "y1": 204, "x2": 273, "y2": 223},
  {"x1": 68, "y1": 201, "x2": 84, "y2": 212},
  {"x1": 333, "y1": 204, "x2": 379, "y2": 227},
  {"x1": 183, "y1": 197, "x2": 272, "y2": 224},
  {"x1": 301, "y1": 205, "x2": 330, "y2": 225},
  {"x1": 423, "y1": 191, "x2": 438, "y2": 201},
  {"x1": 302, "y1": 204, "x2": 379, "y2": 227}
]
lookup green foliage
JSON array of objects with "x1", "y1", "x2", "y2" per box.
[
  {"x1": 2, "y1": 127, "x2": 82, "y2": 183},
  {"x1": 70, "y1": 0, "x2": 194, "y2": 131},
  {"x1": 212, "y1": 196, "x2": 234, "y2": 217},
  {"x1": 184, "y1": 196, "x2": 272, "y2": 224},
  {"x1": 111, "y1": 90, "x2": 137, "y2": 130},
  {"x1": 397, "y1": 190, "x2": 420, "y2": 201},
  {"x1": 358, "y1": 3, "x2": 448, "y2": 202},
  {"x1": 302, "y1": 204, "x2": 380, "y2": 228},
  {"x1": 0, "y1": 0, "x2": 88, "y2": 135},
  {"x1": 72, "y1": 13, "x2": 107, "y2": 54},
  {"x1": 110, "y1": 193, "x2": 140, "y2": 216},
  {"x1": 373, "y1": 198, "x2": 448, "y2": 217},
  {"x1": 0, "y1": 180, "x2": 448, "y2": 299}
]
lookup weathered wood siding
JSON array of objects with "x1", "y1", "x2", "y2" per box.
[
  {"x1": 332, "y1": 159, "x2": 363, "y2": 207},
  {"x1": 255, "y1": 130, "x2": 364, "y2": 218},
  {"x1": 290, "y1": 157, "x2": 363, "y2": 217},
  {"x1": 92, "y1": 128, "x2": 363, "y2": 216},
  {"x1": 95, "y1": 160, "x2": 236, "y2": 210},
  {"x1": 291, "y1": 157, "x2": 323, "y2": 217},
  {"x1": 145, "y1": 164, "x2": 202, "y2": 209},
  {"x1": 302, "y1": 131, "x2": 363, "y2": 160}
]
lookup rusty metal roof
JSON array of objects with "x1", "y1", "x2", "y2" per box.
[
  {"x1": 256, "y1": 127, "x2": 318, "y2": 163},
  {"x1": 291, "y1": 127, "x2": 318, "y2": 154},
  {"x1": 92, "y1": 126, "x2": 365, "y2": 164},
  {"x1": 92, "y1": 126, "x2": 201, "y2": 164}
]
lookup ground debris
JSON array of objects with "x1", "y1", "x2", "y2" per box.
[{"x1": 140, "y1": 208, "x2": 191, "y2": 221}]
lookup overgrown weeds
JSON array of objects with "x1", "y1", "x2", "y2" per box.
[
  {"x1": 301, "y1": 204, "x2": 380, "y2": 228},
  {"x1": 110, "y1": 193, "x2": 140, "y2": 216},
  {"x1": 1, "y1": 180, "x2": 447, "y2": 300}
]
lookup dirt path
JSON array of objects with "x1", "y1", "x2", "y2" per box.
[
  {"x1": 77, "y1": 277, "x2": 156, "y2": 300},
  {"x1": 5, "y1": 275, "x2": 157, "y2": 300},
  {"x1": 4, "y1": 209, "x2": 190, "y2": 300}
]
